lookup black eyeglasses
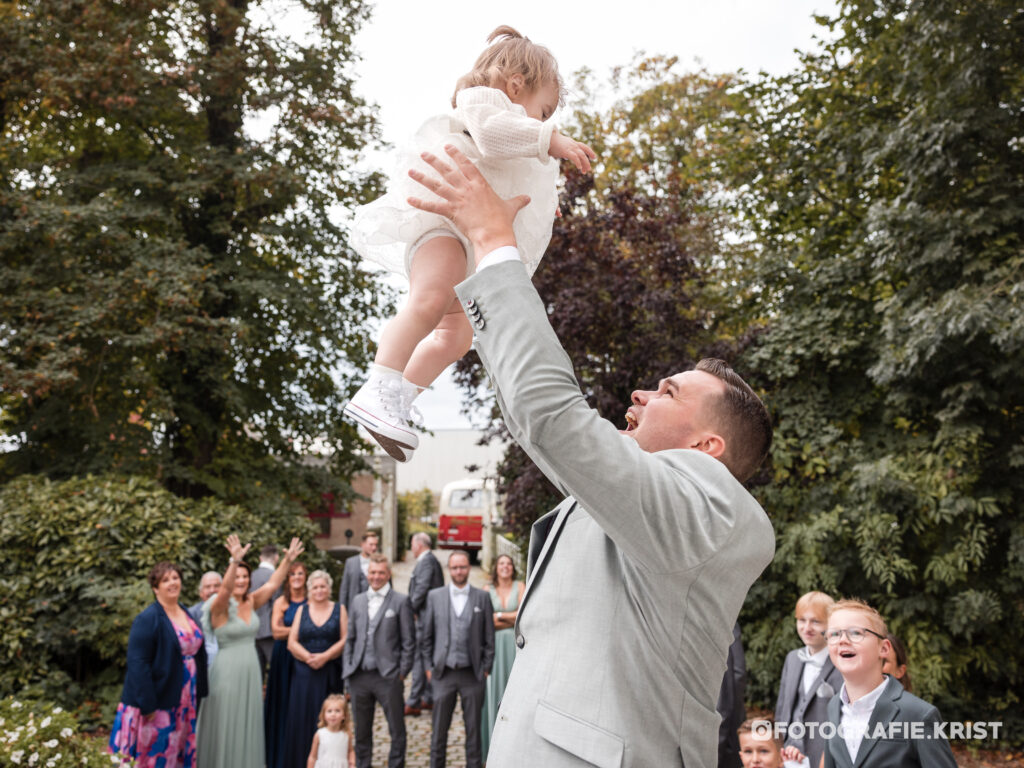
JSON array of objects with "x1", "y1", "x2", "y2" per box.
[{"x1": 825, "y1": 627, "x2": 886, "y2": 644}]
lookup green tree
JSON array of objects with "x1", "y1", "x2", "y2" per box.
[
  {"x1": 0, "y1": 0, "x2": 389, "y2": 513},
  {"x1": 730, "y1": 0, "x2": 1023, "y2": 733}
]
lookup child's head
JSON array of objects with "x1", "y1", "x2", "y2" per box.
[
  {"x1": 453, "y1": 26, "x2": 564, "y2": 121},
  {"x1": 881, "y1": 632, "x2": 913, "y2": 692},
  {"x1": 794, "y1": 590, "x2": 833, "y2": 652},
  {"x1": 826, "y1": 598, "x2": 891, "y2": 686},
  {"x1": 317, "y1": 693, "x2": 349, "y2": 731},
  {"x1": 737, "y1": 719, "x2": 784, "y2": 768}
]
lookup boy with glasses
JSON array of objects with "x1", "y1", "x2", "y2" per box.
[{"x1": 822, "y1": 599, "x2": 956, "y2": 767}]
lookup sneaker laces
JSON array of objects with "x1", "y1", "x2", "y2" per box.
[
  {"x1": 400, "y1": 385, "x2": 424, "y2": 428},
  {"x1": 372, "y1": 377, "x2": 405, "y2": 421}
]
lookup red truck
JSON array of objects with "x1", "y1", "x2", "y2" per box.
[{"x1": 436, "y1": 478, "x2": 497, "y2": 563}]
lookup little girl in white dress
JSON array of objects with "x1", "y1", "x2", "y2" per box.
[
  {"x1": 307, "y1": 694, "x2": 354, "y2": 768},
  {"x1": 345, "y1": 26, "x2": 595, "y2": 462}
]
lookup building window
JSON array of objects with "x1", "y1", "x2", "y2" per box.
[{"x1": 309, "y1": 492, "x2": 349, "y2": 538}]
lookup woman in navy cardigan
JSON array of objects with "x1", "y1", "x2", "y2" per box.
[{"x1": 109, "y1": 562, "x2": 209, "y2": 767}]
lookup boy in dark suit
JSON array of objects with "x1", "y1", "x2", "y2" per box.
[
  {"x1": 775, "y1": 591, "x2": 843, "y2": 768},
  {"x1": 822, "y1": 599, "x2": 956, "y2": 768}
]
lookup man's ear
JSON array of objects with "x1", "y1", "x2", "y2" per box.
[{"x1": 690, "y1": 433, "x2": 726, "y2": 459}]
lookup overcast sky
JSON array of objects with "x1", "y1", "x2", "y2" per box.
[{"x1": 347, "y1": 0, "x2": 837, "y2": 429}]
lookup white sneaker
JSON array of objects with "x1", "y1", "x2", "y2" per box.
[{"x1": 343, "y1": 376, "x2": 419, "y2": 462}]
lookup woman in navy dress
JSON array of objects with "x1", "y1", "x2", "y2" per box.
[
  {"x1": 264, "y1": 561, "x2": 308, "y2": 768},
  {"x1": 283, "y1": 569, "x2": 347, "y2": 767}
]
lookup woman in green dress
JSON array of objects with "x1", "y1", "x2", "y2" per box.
[
  {"x1": 197, "y1": 534, "x2": 304, "y2": 768},
  {"x1": 481, "y1": 554, "x2": 525, "y2": 760}
]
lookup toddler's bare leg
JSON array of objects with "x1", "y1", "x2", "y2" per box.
[
  {"x1": 374, "y1": 236, "x2": 467, "y2": 371},
  {"x1": 402, "y1": 297, "x2": 474, "y2": 389}
]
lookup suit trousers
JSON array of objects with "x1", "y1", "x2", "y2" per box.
[
  {"x1": 430, "y1": 667, "x2": 485, "y2": 768},
  {"x1": 255, "y1": 637, "x2": 274, "y2": 683},
  {"x1": 407, "y1": 618, "x2": 432, "y2": 707},
  {"x1": 348, "y1": 669, "x2": 407, "y2": 768}
]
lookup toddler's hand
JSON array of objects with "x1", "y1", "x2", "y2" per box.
[{"x1": 549, "y1": 131, "x2": 596, "y2": 173}]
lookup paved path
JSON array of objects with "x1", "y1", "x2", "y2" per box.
[{"x1": 367, "y1": 550, "x2": 488, "y2": 767}]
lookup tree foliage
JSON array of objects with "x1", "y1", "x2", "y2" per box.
[
  {"x1": 729, "y1": 0, "x2": 1023, "y2": 734},
  {"x1": 455, "y1": 63, "x2": 752, "y2": 541},
  {"x1": 0, "y1": 0, "x2": 389, "y2": 513},
  {"x1": 0, "y1": 473, "x2": 339, "y2": 723}
]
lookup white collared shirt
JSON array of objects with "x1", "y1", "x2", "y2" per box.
[
  {"x1": 367, "y1": 582, "x2": 390, "y2": 621},
  {"x1": 359, "y1": 555, "x2": 370, "y2": 578},
  {"x1": 477, "y1": 245, "x2": 521, "y2": 271},
  {"x1": 799, "y1": 645, "x2": 830, "y2": 694},
  {"x1": 257, "y1": 560, "x2": 275, "y2": 571},
  {"x1": 416, "y1": 548, "x2": 429, "y2": 562},
  {"x1": 839, "y1": 677, "x2": 889, "y2": 761},
  {"x1": 449, "y1": 583, "x2": 470, "y2": 617}
]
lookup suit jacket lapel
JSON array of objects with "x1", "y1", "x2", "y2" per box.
[
  {"x1": 853, "y1": 679, "x2": 901, "y2": 768},
  {"x1": 517, "y1": 498, "x2": 576, "y2": 627}
]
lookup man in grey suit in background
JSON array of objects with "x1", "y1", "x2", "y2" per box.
[
  {"x1": 343, "y1": 553, "x2": 415, "y2": 768},
  {"x1": 249, "y1": 543, "x2": 278, "y2": 681},
  {"x1": 339, "y1": 531, "x2": 378, "y2": 609},
  {"x1": 405, "y1": 532, "x2": 445, "y2": 715},
  {"x1": 407, "y1": 147, "x2": 776, "y2": 767},
  {"x1": 421, "y1": 551, "x2": 494, "y2": 768}
]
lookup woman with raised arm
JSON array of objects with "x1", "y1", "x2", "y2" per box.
[{"x1": 196, "y1": 534, "x2": 304, "y2": 768}]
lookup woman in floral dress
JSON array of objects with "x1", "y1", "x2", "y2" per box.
[{"x1": 109, "y1": 561, "x2": 208, "y2": 767}]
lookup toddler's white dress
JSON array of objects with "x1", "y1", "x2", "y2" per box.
[
  {"x1": 350, "y1": 86, "x2": 560, "y2": 278},
  {"x1": 313, "y1": 726, "x2": 350, "y2": 768}
]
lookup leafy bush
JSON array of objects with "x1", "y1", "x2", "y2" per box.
[
  {"x1": 0, "y1": 474, "x2": 339, "y2": 725},
  {"x1": 0, "y1": 697, "x2": 127, "y2": 767}
]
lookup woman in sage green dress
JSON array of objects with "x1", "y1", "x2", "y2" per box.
[
  {"x1": 197, "y1": 534, "x2": 304, "y2": 768},
  {"x1": 481, "y1": 554, "x2": 525, "y2": 760}
]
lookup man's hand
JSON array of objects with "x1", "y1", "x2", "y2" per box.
[
  {"x1": 407, "y1": 145, "x2": 529, "y2": 264},
  {"x1": 549, "y1": 131, "x2": 597, "y2": 173}
]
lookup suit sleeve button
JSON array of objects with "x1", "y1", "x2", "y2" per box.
[{"x1": 516, "y1": 634, "x2": 525, "y2": 649}]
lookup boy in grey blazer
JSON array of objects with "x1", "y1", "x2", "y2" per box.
[
  {"x1": 822, "y1": 599, "x2": 956, "y2": 768},
  {"x1": 420, "y1": 551, "x2": 494, "y2": 768},
  {"x1": 407, "y1": 148, "x2": 776, "y2": 768},
  {"x1": 775, "y1": 591, "x2": 843, "y2": 768},
  {"x1": 343, "y1": 554, "x2": 415, "y2": 768}
]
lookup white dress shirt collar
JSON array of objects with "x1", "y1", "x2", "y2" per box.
[
  {"x1": 839, "y1": 677, "x2": 890, "y2": 761},
  {"x1": 449, "y1": 583, "x2": 470, "y2": 617},
  {"x1": 258, "y1": 560, "x2": 276, "y2": 570}
]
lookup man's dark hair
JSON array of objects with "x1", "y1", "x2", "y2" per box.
[
  {"x1": 260, "y1": 544, "x2": 279, "y2": 560},
  {"x1": 362, "y1": 531, "x2": 379, "y2": 542},
  {"x1": 695, "y1": 358, "x2": 772, "y2": 483},
  {"x1": 448, "y1": 549, "x2": 471, "y2": 565}
]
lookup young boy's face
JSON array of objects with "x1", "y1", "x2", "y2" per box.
[
  {"x1": 796, "y1": 608, "x2": 827, "y2": 651},
  {"x1": 739, "y1": 731, "x2": 783, "y2": 768},
  {"x1": 827, "y1": 608, "x2": 890, "y2": 684}
]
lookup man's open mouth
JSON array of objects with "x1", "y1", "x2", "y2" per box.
[{"x1": 625, "y1": 412, "x2": 637, "y2": 431}]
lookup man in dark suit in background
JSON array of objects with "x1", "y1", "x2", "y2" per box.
[
  {"x1": 249, "y1": 543, "x2": 279, "y2": 682},
  {"x1": 405, "y1": 532, "x2": 445, "y2": 715},
  {"x1": 339, "y1": 531, "x2": 379, "y2": 609},
  {"x1": 421, "y1": 550, "x2": 494, "y2": 768},
  {"x1": 717, "y1": 623, "x2": 747, "y2": 768},
  {"x1": 343, "y1": 553, "x2": 415, "y2": 768}
]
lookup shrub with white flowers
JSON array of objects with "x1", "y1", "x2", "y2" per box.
[{"x1": 0, "y1": 698, "x2": 131, "y2": 767}]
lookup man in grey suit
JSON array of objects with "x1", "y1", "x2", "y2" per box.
[
  {"x1": 338, "y1": 531, "x2": 378, "y2": 609},
  {"x1": 248, "y1": 543, "x2": 278, "y2": 681},
  {"x1": 420, "y1": 551, "x2": 494, "y2": 768},
  {"x1": 343, "y1": 553, "x2": 415, "y2": 768},
  {"x1": 188, "y1": 571, "x2": 221, "y2": 670},
  {"x1": 407, "y1": 148, "x2": 776, "y2": 767},
  {"x1": 405, "y1": 532, "x2": 445, "y2": 715}
]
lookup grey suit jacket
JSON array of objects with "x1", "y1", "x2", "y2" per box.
[
  {"x1": 823, "y1": 676, "x2": 957, "y2": 768},
  {"x1": 248, "y1": 564, "x2": 274, "y2": 640},
  {"x1": 338, "y1": 554, "x2": 368, "y2": 610},
  {"x1": 775, "y1": 647, "x2": 843, "y2": 767},
  {"x1": 408, "y1": 551, "x2": 445, "y2": 616},
  {"x1": 343, "y1": 588, "x2": 415, "y2": 680},
  {"x1": 454, "y1": 261, "x2": 776, "y2": 768},
  {"x1": 420, "y1": 586, "x2": 494, "y2": 682}
]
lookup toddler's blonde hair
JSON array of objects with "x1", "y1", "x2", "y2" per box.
[
  {"x1": 317, "y1": 693, "x2": 350, "y2": 730},
  {"x1": 452, "y1": 26, "x2": 564, "y2": 108}
]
